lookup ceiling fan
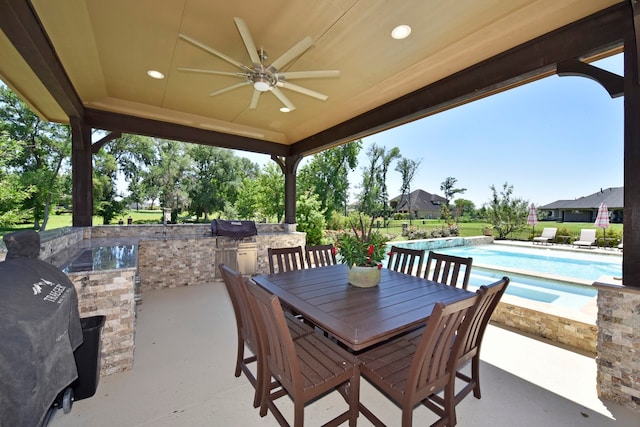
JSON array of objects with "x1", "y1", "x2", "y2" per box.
[{"x1": 178, "y1": 17, "x2": 340, "y2": 112}]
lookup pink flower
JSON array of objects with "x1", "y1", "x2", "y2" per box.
[
  {"x1": 377, "y1": 263, "x2": 383, "y2": 270},
  {"x1": 331, "y1": 245, "x2": 338, "y2": 256}
]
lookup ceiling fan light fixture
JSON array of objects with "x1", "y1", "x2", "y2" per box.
[
  {"x1": 391, "y1": 25, "x2": 412, "y2": 40},
  {"x1": 253, "y1": 76, "x2": 271, "y2": 92}
]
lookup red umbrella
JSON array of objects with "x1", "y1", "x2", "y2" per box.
[
  {"x1": 527, "y1": 203, "x2": 538, "y2": 239},
  {"x1": 594, "y1": 202, "x2": 610, "y2": 248}
]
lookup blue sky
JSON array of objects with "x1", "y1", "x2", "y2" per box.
[{"x1": 242, "y1": 53, "x2": 624, "y2": 208}]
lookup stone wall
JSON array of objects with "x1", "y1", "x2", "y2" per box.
[
  {"x1": 137, "y1": 230, "x2": 306, "y2": 290},
  {"x1": 66, "y1": 268, "x2": 137, "y2": 376},
  {"x1": 491, "y1": 298, "x2": 597, "y2": 354},
  {"x1": 594, "y1": 279, "x2": 640, "y2": 412}
]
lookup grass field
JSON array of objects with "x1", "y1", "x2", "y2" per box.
[{"x1": 1, "y1": 211, "x2": 623, "y2": 245}]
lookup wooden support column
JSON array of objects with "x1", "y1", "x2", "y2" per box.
[
  {"x1": 623, "y1": 34, "x2": 640, "y2": 287},
  {"x1": 70, "y1": 117, "x2": 93, "y2": 227},
  {"x1": 271, "y1": 154, "x2": 302, "y2": 225}
]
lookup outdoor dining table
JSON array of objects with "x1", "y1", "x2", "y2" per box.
[{"x1": 252, "y1": 264, "x2": 475, "y2": 351}]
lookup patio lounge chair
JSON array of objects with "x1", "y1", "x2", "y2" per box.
[
  {"x1": 573, "y1": 229, "x2": 597, "y2": 248},
  {"x1": 533, "y1": 227, "x2": 557, "y2": 245}
]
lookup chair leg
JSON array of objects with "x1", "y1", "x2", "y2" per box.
[
  {"x1": 294, "y1": 401, "x2": 304, "y2": 427},
  {"x1": 235, "y1": 338, "x2": 243, "y2": 377},
  {"x1": 472, "y1": 355, "x2": 481, "y2": 399},
  {"x1": 401, "y1": 399, "x2": 417, "y2": 427},
  {"x1": 348, "y1": 374, "x2": 360, "y2": 427}
]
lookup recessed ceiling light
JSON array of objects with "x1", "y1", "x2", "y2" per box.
[
  {"x1": 280, "y1": 107, "x2": 291, "y2": 113},
  {"x1": 391, "y1": 25, "x2": 412, "y2": 40},
  {"x1": 147, "y1": 70, "x2": 165, "y2": 79}
]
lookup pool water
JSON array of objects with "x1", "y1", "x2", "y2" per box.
[{"x1": 386, "y1": 243, "x2": 621, "y2": 309}]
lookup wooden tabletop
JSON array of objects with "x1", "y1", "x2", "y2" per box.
[{"x1": 252, "y1": 264, "x2": 474, "y2": 351}]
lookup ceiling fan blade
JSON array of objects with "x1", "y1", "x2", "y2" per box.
[
  {"x1": 277, "y1": 70, "x2": 340, "y2": 80},
  {"x1": 270, "y1": 87, "x2": 296, "y2": 111},
  {"x1": 268, "y1": 36, "x2": 314, "y2": 72},
  {"x1": 249, "y1": 90, "x2": 261, "y2": 109},
  {"x1": 278, "y1": 81, "x2": 328, "y2": 101},
  {"x1": 233, "y1": 17, "x2": 262, "y2": 66},
  {"x1": 177, "y1": 67, "x2": 247, "y2": 77},
  {"x1": 179, "y1": 34, "x2": 251, "y2": 72},
  {"x1": 208, "y1": 81, "x2": 250, "y2": 97}
]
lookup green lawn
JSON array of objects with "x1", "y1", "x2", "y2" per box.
[{"x1": 1, "y1": 213, "x2": 623, "y2": 246}]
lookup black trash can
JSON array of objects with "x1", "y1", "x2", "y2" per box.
[{"x1": 72, "y1": 315, "x2": 106, "y2": 400}]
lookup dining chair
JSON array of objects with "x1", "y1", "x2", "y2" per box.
[
  {"x1": 357, "y1": 295, "x2": 479, "y2": 427},
  {"x1": 405, "y1": 277, "x2": 509, "y2": 413},
  {"x1": 245, "y1": 279, "x2": 360, "y2": 427},
  {"x1": 218, "y1": 264, "x2": 314, "y2": 408},
  {"x1": 424, "y1": 250, "x2": 473, "y2": 290},
  {"x1": 268, "y1": 246, "x2": 305, "y2": 274},
  {"x1": 304, "y1": 244, "x2": 337, "y2": 268},
  {"x1": 450, "y1": 277, "x2": 509, "y2": 403},
  {"x1": 387, "y1": 245, "x2": 425, "y2": 276}
]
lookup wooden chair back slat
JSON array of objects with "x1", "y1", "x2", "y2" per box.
[
  {"x1": 387, "y1": 245, "x2": 425, "y2": 276},
  {"x1": 268, "y1": 246, "x2": 305, "y2": 274},
  {"x1": 425, "y1": 250, "x2": 473, "y2": 290},
  {"x1": 304, "y1": 244, "x2": 337, "y2": 268}
]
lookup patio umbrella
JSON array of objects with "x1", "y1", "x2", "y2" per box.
[
  {"x1": 527, "y1": 203, "x2": 538, "y2": 239},
  {"x1": 594, "y1": 202, "x2": 610, "y2": 248}
]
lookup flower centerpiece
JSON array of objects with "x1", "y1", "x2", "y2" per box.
[{"x1": 335, "y1": 215, "x2": 387, "y2": 287}]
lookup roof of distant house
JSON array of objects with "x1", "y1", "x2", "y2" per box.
[
  {"x1": 390, "y1": 189, "x2": 447, "y2": 211},
  {"x1": 539, "y1": 187, "x2": 623, "y2": 210}
]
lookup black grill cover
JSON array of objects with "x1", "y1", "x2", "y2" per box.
[
  {"x1": 211, "y1": 219, "x2": 257, "y2": 238},
  {"x1": 1, "y1": 230, "x2": 83, "y2": 427}
]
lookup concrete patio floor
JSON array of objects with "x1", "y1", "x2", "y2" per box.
[{"x1": 49, "y1": 281, "x2": 637, "y2": 427}]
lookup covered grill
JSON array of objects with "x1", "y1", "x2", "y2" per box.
[
  {"x1": 210, "y1": 219, "x2": 257, "y2": 238},
  {"x1": 211, "y1": 220, "x2": 258, "y2": 276}
]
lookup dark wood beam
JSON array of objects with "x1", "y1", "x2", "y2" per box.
[
  {"x1": 83, "y1": 108, "x2": 290, "y2": 157},
  {"x1": 70, "y1": 117, "x2": 93, "y2": 227},
  {"x1": 631, "y1": 0, "x2": 640, "y2": 85},
  {"x1": 557, "y1": 59, "x2": 624, "y2": 98},
  {"x1": 623, "y1": 34, "x2": 640, "y2": 288},
  {"x1": 0, "y1": 0, "x2": 84, "y2": 118},
  {"x1": 91, "y1": 131, "x2": 122, "y2": 154},
  {"x1": 291, "y1": 3, "x2": 632, "y2": 156}
]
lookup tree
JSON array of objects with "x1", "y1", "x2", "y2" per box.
[
  {"x1": 358, "y1": 143, "x2": 384, "y2": 216},
  {"x1": 146, "y1": 140, "x2": 192, "y2": 222},
  {"x1": 235, "y1": 178, "x2": 262, "y2": 220},
  {"x1": 485, "y1": 182, "x2": 528, "y2": 239},
  {"x1": 256, "y1": 162, "x2": 285, "y2": 222},
  {"x1": 454, "y1": 198, "x2": 476, "y2": 220},
  {"x1": 296, "y1": 192, "x2": 326, "y2": 245},
  {"x1": 0, "y1": 85, "x2": 71, "y2": 230},
  {"x1": 377, "y1": 146, "x2": 401, "y2": 221},
  {"x1": 440, "y1": 177, "x2": 467, "y2": 204},
  {"x1": 395, "y1": 158, "x2": 421, "y2": 224},
  {"x1": 0, "y1": 134, "x2": 34, "y2": 226},
  {"x1": 93, "y1": 148, "x2": 126, "y2": 224},
  {"x1": 186, "y1": 145, "x2": 251, "y2": 219},
  {"x1": 440, "y1": 177, "x2": 467, "y2": 229},
  {"x1": 298, "y1": 141, "x2": 361, "y2": 219}
]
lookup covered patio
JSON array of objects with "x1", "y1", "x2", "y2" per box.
[
  {"x1": 1, "y1": 0, "x2": 639, "y2": 419},
  {"x1": 48, "y1": 282, "x2": 637, "y2": 426}
]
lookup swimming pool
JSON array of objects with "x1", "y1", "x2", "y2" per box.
[{"x1": 386, "y1": 242, "x2": 621, "y2": 310}]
